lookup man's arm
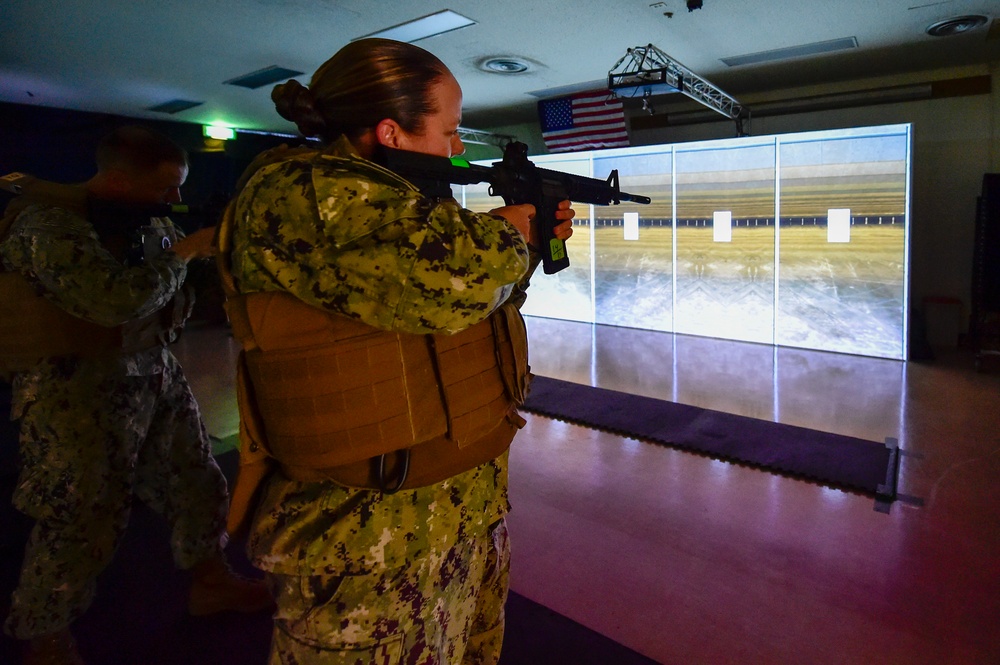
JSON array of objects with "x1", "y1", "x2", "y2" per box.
[
  {"x1": 2, "y1": 206, "x2": 187, "y2": 327},
  {"x1": 171, "y1": 226, "x2": 216, "y2": 262}
]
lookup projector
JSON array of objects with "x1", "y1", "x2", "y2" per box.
[
  {"x1": 607, "y1": 67, "x2": 680, "y2": 99},
  {"x1": 607, "y1": 43, "x2": 747, "y2": 133}
]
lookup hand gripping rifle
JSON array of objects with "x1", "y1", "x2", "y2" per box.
[{"x1": 379, "y1": 141, "x2": 651, "y2": 274}]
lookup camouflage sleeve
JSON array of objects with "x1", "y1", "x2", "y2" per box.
[
  {"x1": 1, "y1": 205, "x2": 188, "y2": 326},
  {"x1": 233, "y1": 158, "x2": 529, "y2": 334},
  {"x1": 504, "y1": 250, "x2": 543, "y2": 310}
]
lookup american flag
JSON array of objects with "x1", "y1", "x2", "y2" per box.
[{"x1": 538, "y1": 90, "x2": 629, "y2": 153}]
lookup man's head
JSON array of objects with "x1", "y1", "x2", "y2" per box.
[{"x1": 88, "y1": 125, "x2": 189, "y2": 204}]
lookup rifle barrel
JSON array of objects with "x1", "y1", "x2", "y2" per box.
[{"x1": 622, "y1": 193, "x2": 652, "y2": 205}]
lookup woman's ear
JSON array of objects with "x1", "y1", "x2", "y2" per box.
[{"x1": 374, "y1": 119, "x2": 404, "y2": 148}]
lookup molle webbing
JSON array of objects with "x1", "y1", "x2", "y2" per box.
[
  {"x1": 226, "y1": 290, "x2": 517, "y2": 471},
  {"x1": 0, "y1": 270, "x2": 187, "y2": 371},
  {"x1": 0, "y1": 271, "x2": 120, "y2": 369},
  {"x1": 215, "y1": 182, "x2": 526, "y2": 528}
]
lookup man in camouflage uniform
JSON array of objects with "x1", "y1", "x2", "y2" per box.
[
  {"x1": 228, "y1": 126, "x2": 542, "y2": 664},
  {"x1": 0, "y1": 126, "x2": 272, "y2": 665}
]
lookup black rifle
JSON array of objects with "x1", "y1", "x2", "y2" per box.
[
  {"x1": 380, "y1": 141, "x2": 651, "y2": 274},
  {"x1": 87, "y1": 200, "x2": 202, "y2": 265},
  {"x1": 1, "y1": 172, "x2": 201, "y2": 265}
]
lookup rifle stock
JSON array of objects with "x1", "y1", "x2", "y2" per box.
[{"x1": 380, "y1": 142, "x2": 650, "y2": 274}]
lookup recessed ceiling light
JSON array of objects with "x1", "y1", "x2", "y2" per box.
[
  {"x1": 225, "y1": 66, "x2": 304, "y2": 89},
  {"x1": 721, "y1": 37, "x2": 858, "y2": 67},
  {"x1": 147, "y1": 99, "x2": 203, "y2": 114},
  {"x1": 926, "y1": 15, "x2": 988, "y2": 37},
  {"x1": 479, "y1": 57, "x2": 530, "y2": 74},
  {"x1": 356, "y1": 10, "x2": 476, "y2": 43}
]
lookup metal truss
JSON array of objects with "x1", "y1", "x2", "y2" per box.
[
  {"x1": 457, "y1": 127, "x2": 516, "y2": 148},
  {"x1": 608, "y1": 43, "x2": 750, "y2": 134}
]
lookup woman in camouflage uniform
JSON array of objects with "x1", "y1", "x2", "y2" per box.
[{"x1": 225, "y1": 38, "x2": 574, "y2": 664}]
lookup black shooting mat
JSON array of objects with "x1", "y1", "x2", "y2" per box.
[
  {"x1": 521, "y1": 375, "x2": 899, "y2": 499},
  {"x1": 0, "y1": 446, "x2": 656, "y2": 665}
]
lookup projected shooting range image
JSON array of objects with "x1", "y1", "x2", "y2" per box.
[{"x1": 463, "y1": 125, "x2": 910, "y2": 360}]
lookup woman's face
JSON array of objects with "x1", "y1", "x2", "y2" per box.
[{"x1": 394, "y1": 73, "x2": 465, "y2": 158}]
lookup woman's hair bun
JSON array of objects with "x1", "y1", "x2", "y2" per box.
[{"x1": 271, "y1": 79, "x2": 328, "y2": 138}]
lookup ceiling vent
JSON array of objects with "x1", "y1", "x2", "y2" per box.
[
  {"x1": 224, "y1": 66, "x2": 304, "y2": 89},
  {"x1": 147, "y1": 99, "x2": 203, "y2": 114},
  {"x1": 925, "y1": 15, "x2": 988, "y2": 37},
  {"x1": 721, "y1": 37, "x2": 858, "y2": 67},
  {"x1": 479, "y1": 57, "x2": 531, "y2": 74}
]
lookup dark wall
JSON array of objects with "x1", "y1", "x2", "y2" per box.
[
  {"x1": 0, "y1": 101, "x2": 303, "y2": 230},
  {"x1": 0, "y1": 101, "x2": 314, "y2": 327}
]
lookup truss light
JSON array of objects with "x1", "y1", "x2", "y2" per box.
[{"x1": 608, "y1": 43, "x2": 750, "y2": 136}]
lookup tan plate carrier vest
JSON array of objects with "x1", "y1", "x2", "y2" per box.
[
  {"x1": 216, "y1": 201, "x2": 531, "y2": 536},
  {"x1": 0, "y1": 178, "x2": 190, "y2": 375}
]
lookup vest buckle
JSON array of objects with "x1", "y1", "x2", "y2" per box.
[{"x1": 377, "y1": 449, "x2": 411, "y2": 494}]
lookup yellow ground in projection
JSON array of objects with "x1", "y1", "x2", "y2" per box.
[{"x1": 589, "y1": 225, "x2": 904, "y2": 284}]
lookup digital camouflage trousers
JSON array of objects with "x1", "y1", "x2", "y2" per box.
[
  {"x1": 4, "y1": 352, "x2": 228, "y2": 639},
  {"x1": 267, "y1": 518, "x2": 510, "y2": 665}
]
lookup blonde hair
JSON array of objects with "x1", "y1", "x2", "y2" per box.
[{"x1": 272, "y1": 38, "x2": 450, "y2": 143}]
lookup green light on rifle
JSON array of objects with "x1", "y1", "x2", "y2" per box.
[{"x1": 450, "y1": 157, "x2": 471, "y2": 168}]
